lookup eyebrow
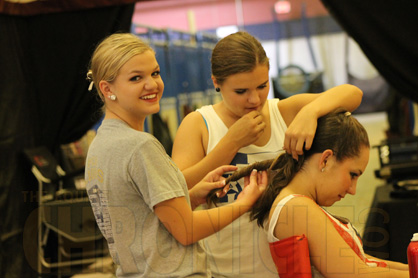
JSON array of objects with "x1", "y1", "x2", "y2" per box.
[
  {"x1": 234, "y1": 80, "x2": 269, "y2": 90},
  {"x1": 129, "y1": 65, "x2": 160, "y2": 74}
]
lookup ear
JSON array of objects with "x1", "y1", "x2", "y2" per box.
[
  {"x1": 99, "y1": 80, "x2": 112, "y2": 99},
  {"x1": 319, "y1": 149, "x2": 334, "y2": 171},
  {"x1": 211, "y1": 75, "x2": 219, "y2": 89}
]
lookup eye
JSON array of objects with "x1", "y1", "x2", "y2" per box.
[
  {"x1": 350, "y1": 172, "x2": 359, "y2": 179},
  {"x1": 152, "y1": 70, "x2": 161, "y2": 77},
  {"x1": 130, "y1": 76, "x2": 141, "y2": 82},
  {"x1": 235, "y1": 89, "x2": 247, "y2": 95},
  {"x1": 257, "y1": 84, "x2": 268, "y2": 90}
]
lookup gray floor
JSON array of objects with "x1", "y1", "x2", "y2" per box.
[{"x1": 326, "y1": 111, "x2": 389, "y2": 236}]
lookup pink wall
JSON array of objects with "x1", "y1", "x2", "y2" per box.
[{"x1": 132, "y1": 0, "x2": 329, "y2": 32}]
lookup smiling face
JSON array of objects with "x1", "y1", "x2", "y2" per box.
[
  {"x1": 101, "y1": 50, "x2": 164, "y2": 130},
  {"x1": 317, "y1": 146, "x2": 370, "y2": 206},
  {"x1": 215, "y1": 64, "x2": 270, "y2": 119}
]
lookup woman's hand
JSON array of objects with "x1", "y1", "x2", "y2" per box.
[
  {"x1": 189, "y1": 165, "x2": 237, "y2": 209},
  {"x1": 226, "y1": 111, "x2": 266, "y2": 149},
  {"x1": 283, "y1": 107, "x2": 317, "y2": 160},
  {"x1": 237, "y1": 169, "x2": 268, "y2": 205}
]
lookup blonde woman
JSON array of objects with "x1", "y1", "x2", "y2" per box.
[{"x1": 84, "y1": 33, "x2": 267, "y2": 278}]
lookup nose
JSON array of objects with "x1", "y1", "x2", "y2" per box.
[
  {"x1": 144, "y1": 77, "x2": 158, "y2": 90},
  {"x1": 347, "y1": 182, "x2": 357, "y2": 195},
  {"x1": 247, "y1": 90, "x2": 260, "y2": 104}
]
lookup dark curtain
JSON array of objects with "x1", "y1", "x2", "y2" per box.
[
  {"x1": 320, "y1": 0, "x2": 418, "y2": 103},
  {"x1": 0, "y1": 4, "x2": 135, "y2": 277}
]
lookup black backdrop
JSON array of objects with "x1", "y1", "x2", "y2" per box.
[
  {"x1": 320, "y1": 0, "x2": 418, "y2": 104},
  {"x1": 0, "y1": 3, "x2": 136, "y2": 277}
]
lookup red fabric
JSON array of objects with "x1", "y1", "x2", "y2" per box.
[{"x1": 269, "y1": 234, "x2": 312, "y2": 278}]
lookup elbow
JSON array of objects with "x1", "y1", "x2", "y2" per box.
[
  {"x1": 343, "y1": 84, "x2": 363, "y2": 111},
  {"x1": 169, "y1": 228, "x2": 196, "y2": 246},
  {"x1": 353, "y1": 84, "x2": 363, "y2": 98},
  {"x1": 174, "y1": 234, "x2": 195, "y2": 246},
  {"x1": 347, "y1": 84, "x2": 363, "y2": 98}
]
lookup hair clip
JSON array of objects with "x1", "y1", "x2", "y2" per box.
[
  {"x1": 344, "y1": 111, "x2": 351, "y2": 117},
  {"x1": 86, "y1": 71, "x2": 94, "y2": 91}
]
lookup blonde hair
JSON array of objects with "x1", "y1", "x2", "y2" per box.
[{"x1": 87, "y1": 33, "x2": 154, "y2": 102}]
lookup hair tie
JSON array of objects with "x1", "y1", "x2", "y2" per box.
[
  {"x1": 344, "y1": 111, "x2": 351, "y2": 117},
  {"x1": 86, "y1": 71, "x2": 94, "y2": 91}
]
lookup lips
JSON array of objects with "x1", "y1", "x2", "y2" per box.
[{"x1": 245, "y1": 106, "x2": 260, "y2": 112}]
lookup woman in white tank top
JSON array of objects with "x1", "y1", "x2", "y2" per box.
[{"x1": 172, "y1": 31, "x2": 363, "y2": 278}]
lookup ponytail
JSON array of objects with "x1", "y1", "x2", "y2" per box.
[{"x1": 251, "y1": 153, "x2": 305, "y2": 227}]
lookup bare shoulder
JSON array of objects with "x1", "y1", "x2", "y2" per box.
[
  {"x1": 175, "y1": 110, "x2": 207, "y2": 138},
  {"x1": 179, "y1": 110, "x2": 206, "y2": 128},
  {"x1": 272, "y1": 194, "x2": 326, "y2": 239}
]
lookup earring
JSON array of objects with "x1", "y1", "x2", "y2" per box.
[
  {"x1": 321, "y1": 168, "x2": 325, "y2": 172},
  {"x1": 215, "y1": 87, "x2": 220, "y2": 92},
  {"x1": 109, "y1": 95, "x2": 117, "y2": 101}
]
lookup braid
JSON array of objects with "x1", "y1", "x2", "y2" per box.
[
  {"x1": 206, "y1": 159, "x2": 274, "y2": 205},
  {"x1": 206, "y1": 152, "x2": 305, "y2": 228},
  {"x1": 224, "y1": 159, "x2": 274, "y2": 184}
]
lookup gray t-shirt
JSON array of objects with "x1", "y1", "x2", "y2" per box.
[{"x1": 85, "y1": 119, "x2": 209, "y2": 277}]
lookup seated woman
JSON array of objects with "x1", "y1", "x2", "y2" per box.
[{"x1": 212, "y1": 109, "x2": 409, "y2": 278}]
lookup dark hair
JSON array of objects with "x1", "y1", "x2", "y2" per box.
[
  {"x1": 207, "y1": 109, "x2": 370, "y2": 227},
  {"x1": 211, "y1": 31, "x2": 269, "y2": 85}
]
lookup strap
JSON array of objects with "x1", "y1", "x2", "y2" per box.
[{"x1": 268, "y1": 194, "x2": 297, "y2": 242}]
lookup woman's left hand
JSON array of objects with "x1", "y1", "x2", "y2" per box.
[{"x1": 189, "y1": 165, "x2": 237, "y2": 208}]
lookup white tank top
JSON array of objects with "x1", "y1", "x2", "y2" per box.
[{"x1": 196, "y1": 99, "x2": 287, "y2": 277}]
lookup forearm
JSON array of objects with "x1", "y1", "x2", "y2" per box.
[
  {"x1": 189, "y1": 200, "x2": 251, "y2": 243},
  {"x1": 182, "y1": 138, "x2": 240, "y2": 188},
  {"x1": 366, "y1": 255, "x2": 409, "y2": 271},
  {"x1": 305, "y1": 84, "x2": 363, "y2": 118}
]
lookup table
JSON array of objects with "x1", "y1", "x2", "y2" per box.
[{"x1": 363, "y1": 184, "x2": 418, "y2": 263}]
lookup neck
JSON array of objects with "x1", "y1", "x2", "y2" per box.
[
  {"x1": 104, "y1": 109, "x2": 144, "y2": 131},
  {"x1": 283, "y1": 170, "x2": 318, "y2": 202}
]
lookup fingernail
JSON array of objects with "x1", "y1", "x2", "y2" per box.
[
  {"x1": 252, "y1": 169, "x2": 257, "y2": 173},
  {"x1": 222, "y1": 180, "x2": 225, "y2": 185},
  {"x1": 216, "y1": 191, "x2": 220, "y2": 197}
]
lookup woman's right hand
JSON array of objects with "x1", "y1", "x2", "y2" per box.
[
  {"x1": 236, "y1": 169, "x2": 268, "y2": 205},
  {"x1": 226, "y1": 111, "x2": 266, "y2": 148}
]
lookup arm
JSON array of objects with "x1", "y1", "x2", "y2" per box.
[
  {"x1": 365, "y1": 255, "x2": 409, "y2": 271},
  {"x1": 172, "y1": 110, "x2": 264, "y2": 188},
  {"x1": 277, "y1": 84, "x2": 363, "y2": 159},
  {"x1": 154, "y1": 169, "x2": 267, "y2": 246},
  {"x1": 274, "y1": 197, "x2": 408, "y2": 278}
]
